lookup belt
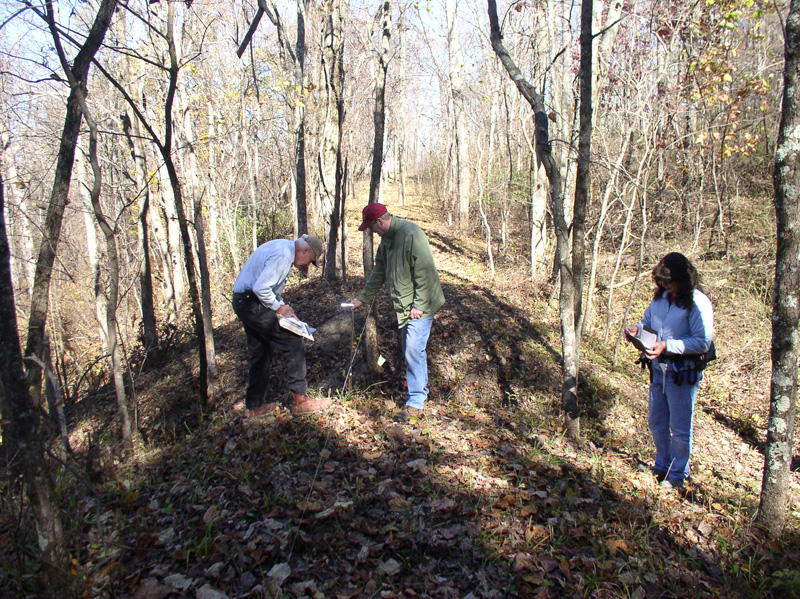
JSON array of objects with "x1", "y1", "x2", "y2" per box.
[{"x1": 233, "y1": 291, "x2": 257, "y2": 301}]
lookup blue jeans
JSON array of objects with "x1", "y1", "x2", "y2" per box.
[
  {"x1": 401, "y1": 315, "x2": 434, "y2": 409},
  {"x1": 648, "y1": 368, "x2": 701, "y2": 483}
]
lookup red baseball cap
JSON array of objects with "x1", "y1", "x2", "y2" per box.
[{"x1": 358, "y1": 203, "x2": 388, "y2": 231}]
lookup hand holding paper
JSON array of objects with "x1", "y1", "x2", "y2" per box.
[
  {"x1": 626, "y1": 325, "x2": 658, "y2": 353},
  {"x1": 278, "y1": 315, "x2": 316, "y2": 341}
]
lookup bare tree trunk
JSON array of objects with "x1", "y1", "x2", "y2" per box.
[
  {"x1": 121, "y1": 109, "x2": 158, "y2": 361},
  {"x1": 358, "y1": 1, "x2": 388, "y2": 373},
  {"x1": 163, "y1": 0, "x2": 208, "y2": 408},
  {"x1": 612, "y1": 189, "x2": 648, "y2": 368},
  {"x1": 489, "y1": 0, "x2": 579, "y2": 437},
  {"x1": 117, "y1": 8, "x2": 158, "y2": 362},
  {"x1": 157, "y1": 160, "x2": 184, "y2": 314},
  {"x1": 476, "y1": 142, "x2": 495, "y2": 278},
  {"x1": 194, "y1": 194, "x2": 218, "y2": 383},
  {"x1": 178, "y1": 69, "x2": 218, "y2": 382},
  {"x1": 397, "y1": 16, "x2": 407, "y2": 207},
  {"x1": 50, "y1": 20, "x2": 133, "y2": 451},
  {"x1": 77, "y1": 154, "x2": 109, "y2": 352},
  {"x1": 603, "y1": 174, "x2": 644, "y2": 343},
  {"x1": 151, "y1": 193, "x2": 177, "y2": 319},
  {"x1": 502, "y1": 90, "x2": 513, "y2": 252},
  {"x1": 530, "y1": 159, "x2": 548, "y2": 279},
  {"x1": 583, "y1": 127, "x2": 635, "y2": 334},
  {"x1": 24, "y1": 0, "x2": 119, "y2": 409},
  {"x1": 520, "y1": 123, "x2": 548, "y2": 280},
  {"x1": 0, "y1": 129, "x2": 35, "y2": 299},
  {"x1": 224, "y1": 202, "x2": 241, "y2": 274},
  {"x1": 447, "y1": 0, "x2": 470, "y2": 230},
  {"x1": 571, "y1": 0, "x2": 593, "y2": 350},
  {"x1": 205, "y1": 101, "x2": 221, "y2": 267},
  {"x1": 757, "y1": 0, "x2": 800, "y2": 536},
  {"x1": 367, "y1": 0, "x2": 390, "y2": 213},
  {"x1": 0, "y1": 152, "x2": 70, "y2": 597},
  {"x1": 321, "y1": 0, "x2": 347, "y2": 283},
  {"x1": 294, "y1": 0, "x2": 309, "y2": 235}
]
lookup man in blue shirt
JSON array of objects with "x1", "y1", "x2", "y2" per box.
[{"x1": 232, "y1": 234, "x2": 330, "y2": 417}]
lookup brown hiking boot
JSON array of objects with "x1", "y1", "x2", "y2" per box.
[
  {"x1": 393, "y1": 406, "x2": 423, "y2": 423},
  {"x1": 290, "y1": 392, "x2": 331, "y2": 416},
  {"x1": 246, "y1": 402, "x2": 278, "y2": 418}
]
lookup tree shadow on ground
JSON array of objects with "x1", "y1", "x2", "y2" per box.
[{"x1": 8, "y1": 255, "x2": 799, "y2": 597}]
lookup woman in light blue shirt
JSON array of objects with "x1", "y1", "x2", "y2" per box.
[{"x1": 625, "y1": 253, "x2": 714, "y2": 489}]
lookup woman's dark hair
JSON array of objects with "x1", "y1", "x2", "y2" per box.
[{"x1": 652, "y1": 252, "x2": 702, "y2": 309}]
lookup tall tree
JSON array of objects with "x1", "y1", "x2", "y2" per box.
[
  {"x1": 488, "y1": 0, "x2": 589, "y2": 437},
  {"x1": 161, "y1": 0, "x2": 210, "y2": 407},
  {"x1": 294, "y1": 0, "x2": 309, "y2": 237},
  {"x1": 757, "y1": 0, "x2": 800, "y2": 536},
  {"x1": 95, "y1": 0, "x2": 210, "y2": 407},
  {"x1": 367, "y1": 1, "x2": 391, "y2": 221},
  {"x1": 0, "y1": 172, "x2": 69, "y2": 590},
  {"x1": 238, "y1": 0, "x2": 311, "y2": 237},
  {"x1": 447, "y1": 0, "x2": 470, "y2": 230},
  {"x1": 572, "y1": 0, "x2": 593, "y2": 342},
  {"x1": 45, "y1": 8, "x2": 133, "y2": 451},
  {"x1": 320, "y1": 0, "x2": 347, "y2": 282},
  {"x1": 116, "y1": 5, "x2": 158, "y2": 363},
  {"x1": 176, "y1": 17, "x2": 218, "y2": 383},
  {"x1": 23, "y1": 0, "x2": 119, "y2": 409},
  {"x1": 362, "y1": 0, "x2": 392, "y2": 374}
]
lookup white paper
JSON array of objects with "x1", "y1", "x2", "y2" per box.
[{"x1": 278, "y1": 316, "x2": 315, "y2": 341}]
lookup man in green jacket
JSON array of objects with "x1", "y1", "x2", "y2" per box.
[{"x1": 351, "y1": 203, "x2": 445, "y2": 422}]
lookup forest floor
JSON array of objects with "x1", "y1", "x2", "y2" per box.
[{"x1": 3, "y1": 184, "x2": 800, "y2": 598}]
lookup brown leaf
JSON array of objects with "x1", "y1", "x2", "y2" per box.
[
  {"x1": 697, "y1": 523, "x2": 713, "y2": 537},
  {"x1": 196, "y1": 585, "x2": 229, "y2": 599},
  {"x1": 386, "y1": 426, "x2": 407, "y2": 440},
  {"x1": 134, "y1": 578, "x2": 171, "y2": 599},
  {"x1": 513, "y1": 552, "x2": 538, "y2": 573},
  {"x1": 605, "y1": 538, "x2": 628, "y2": 555},
  {"x1": 135, "y1": 533, "x2": 157, "y2": 558},
  {"x1": 526, "y1": 525, "x2": 549, "y2": 544},
  {"x1": 388, "y1": 495, "x2": 411, "y2": 510},
  {"x1": 560, "y1": 557, "x2": 572, "y2": 582},
  {"x1": 203, "y1": 505, "x2": 220, "y2": 524},
  {"x1": 297, "y1": 500, "x2": 323, "y2": 512}
]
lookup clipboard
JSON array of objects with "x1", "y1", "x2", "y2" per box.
[
  {"x1": 278, "y1": 316, "x2": 316, "y2": 341},
  {"x1": 628, "y1": 325, "x2": 658, "y2": 352}
]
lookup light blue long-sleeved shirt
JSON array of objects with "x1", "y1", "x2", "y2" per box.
[
  {"x1": 233, "y1": 239, "x2": 294, "y2": 311},
  {"x1": 639, "y1": 289, "x2": 714, "y2": 369}
]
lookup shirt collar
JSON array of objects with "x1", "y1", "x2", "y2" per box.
[{"x1": 384, "y1": 216, "x2": 399, "y2": 239}]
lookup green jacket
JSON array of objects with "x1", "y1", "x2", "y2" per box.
[{"x1": 359, "y1": 216, "x2": 445, "y2": 327}]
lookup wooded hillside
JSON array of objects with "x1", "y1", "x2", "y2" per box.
[{"x1": 1, "y1": 0, "x2": 798, "y2": 597}]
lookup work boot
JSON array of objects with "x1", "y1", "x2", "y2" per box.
[
  {"x1": 246, "y1": 402, "x2": 278, "y2": 418},
  {"x1": 393, "y1": 405, "x2": 423, "y2": 423},
  {"x1": 290, "y1": 392, "x2": 331, "y2": 416}
]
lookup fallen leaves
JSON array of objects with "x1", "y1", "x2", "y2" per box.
[
  {"x1": 41, "y1": 237, "x2": 800, "y2": 599},
  {"x1": 605, "y1": 538, "x2": 629, "y2": 556},
  {"x1": 379, "y1": 558, "x2": 402, "y2": 576}
]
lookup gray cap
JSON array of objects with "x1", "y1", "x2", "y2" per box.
[{"x1": 301, "y1": 234, "x2": 323, "y2": 266}]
